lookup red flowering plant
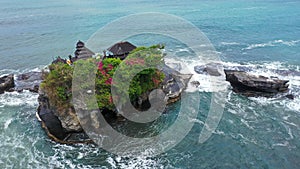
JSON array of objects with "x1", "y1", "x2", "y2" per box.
[
  {"x1": 95, "y1": 58, "x2": 121, "y2": 110},
  {"x1": 41, "y1": 45, "x2": 165, "y2": 120},
  {"x1": 94, "y1": 45, "x2": 165, "y2": 111}
]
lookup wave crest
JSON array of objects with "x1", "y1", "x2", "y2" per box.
[{"x1": 244, "y1": 39, "x2": 300, "y2": 50}]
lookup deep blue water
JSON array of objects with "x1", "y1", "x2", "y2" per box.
[{"x1": 0, "y1": 0, "x2": 300, "y2": 168}]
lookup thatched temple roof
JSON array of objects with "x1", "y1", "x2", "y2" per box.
[
  {"x1": 106, "y1": 41, "x2": 136, "y2": 60},
  {"x1": 74, "y1": 40, "x2": 95, "y2": 59}
]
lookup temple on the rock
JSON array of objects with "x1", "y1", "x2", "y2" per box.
[
  {"x1": 74, "y1": 40, "x2": 95, "y2": 59},
  {"x1": 104, "y1": 41, "x2": 136, "y2": 60}
]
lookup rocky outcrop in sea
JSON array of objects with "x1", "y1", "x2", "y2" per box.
[
  {"x1": 0, "y1": 72, "x2": 43, "y2": 94},
  {"x1": 36, "y1": 64, "x2": 192, "y2": 143},
  {"x1": 194, "y1": 62, "x2": 295, "y2": 98},
  {"x1": 224, "y1": 70, "x2": 289, "y2": 97}
]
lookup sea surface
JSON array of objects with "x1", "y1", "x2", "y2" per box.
[{"x1": 1, "y1": 0, "x2": 300, "y2": 168}]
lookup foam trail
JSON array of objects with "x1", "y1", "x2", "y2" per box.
[
  {"x1": 0, "y1": 91, "x2": 39, "y2": 107},
  {"x1": 243, "y1": 39, "x2": 300, "y2": 50}
]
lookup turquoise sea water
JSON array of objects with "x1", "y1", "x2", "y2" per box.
[{"x1": 1, "y1": 0, "x2": 300, "y2": 168}]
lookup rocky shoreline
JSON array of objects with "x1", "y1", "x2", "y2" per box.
[{"x1": 0, "y1": 72, "x2": 43, "y2": 94}]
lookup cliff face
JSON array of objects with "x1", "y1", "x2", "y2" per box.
[
  {"x1": 161, "y1": 65, "x2": 192, "y2": 104},
  {"x1": 37, "y1": 89, "x2": 91, "y2": 143},
  {"x1": 38, "y1": 89, "x2": 81, "y2": 132},
  {"x1": 37, "y1": 92, "x2": 68, "y2": 141}
]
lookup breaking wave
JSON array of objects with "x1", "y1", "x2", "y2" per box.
[{"x1": 243, "y1": 39, "x2": 300, "y2": 50}]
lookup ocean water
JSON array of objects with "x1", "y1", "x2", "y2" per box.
[{"x1": 1, "y1": 0, "x2": 300, "y2": 168}]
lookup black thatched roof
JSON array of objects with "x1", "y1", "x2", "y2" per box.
[
  {"x1": 74, "y1": 41, "x2": 95, "y2": 59},
  {"x1": 52, "y1": 56, "x2": 66, "y2": 64},
  {"x1": 107, "y1": 41, "x2": 136, "y2": 59}
]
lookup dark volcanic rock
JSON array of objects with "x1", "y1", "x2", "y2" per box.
[
  {"x1": 274, "y1": 69, "x2": 300, "y2": 76},
  {"x1": 190, "y1": 81, "x2": 200, "y2": 88},
  {"x1": 285, "y1": 94, "x2": 295, "y2": 100},
  {"x1": 14, "y1": 72, "x2": 43, "y2": 93},
  {"x1": 0, "y1": 74, "x2": 14, "y2": 94},
  {"x1": 161, "y1": 65, "x2": 192, "y2": 103},
  {"x1": 37, "y1": 91, "x2": 91, "y2": 143},
  {"x1": 133, "y1": 64, "x2": 193, "y2": 108},
  {"x1": 0, "y1": 72, "x2": 44, "y2": 94},
  {"x1": 37, "y1": 93, "x2": 67, "y2": 140},
  {"x1": 194, "y1": 65, "x2": 205, "y2": 74},
  {"x1": 225, "y1": 70, "x2": 289, "y2": 97},
  {"x1": 194, "y1": 63, "x2": 223, "y2": 76}
]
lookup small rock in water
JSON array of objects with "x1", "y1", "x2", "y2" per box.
[
  {"x1": 285, "y1": 94, "x2": 295, "y2": 100},
  {"x1": 204, "y1": 63, "x2": 222, "y2": 76},
  {"x1": 0, "y1": 74, "x2": 15, "y2": 94},
  {"x1": 194, "y1": 62, "x2": 223, "y2": 76},
  {"x1": 191, "y1": 81, "x2": 200, "y2": 87}
]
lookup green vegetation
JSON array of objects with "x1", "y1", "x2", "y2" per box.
[
  {"x1": 95, "y1": 58, "x2": 122, "y2": 110},
  {"x1": 111, "y1": 45, "x2": 165, "y2": 106},
  {"x1": 41, "y1": 45, "x2": 165, "y2": 112},
  {"x1": 41, "y1": 62, "x2": 73, "y2": 109}
]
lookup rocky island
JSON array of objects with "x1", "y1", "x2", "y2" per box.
[
  {"x1": 37, "y1": 41, "x2": 192, "y2": 143},
  {"x1": 0, "y1": 42, "x2": 295, "y2": 144}
]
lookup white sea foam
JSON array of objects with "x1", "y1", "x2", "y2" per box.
[
  {"x1": 230, "y1": 133, "x2": 258, "y2": 145},
  {"x1": 0, "y1": 66, "x2": 47, "y2": 77},
  {"x1": 0, "y1": 124, "x2": 52, "y2": 169},
  {"x1": 220, "y1": 42, "x2": 240, "y2": 46},
  {"x1": 283, "y1": 120, "x2": 298, "y2": 128},
  {"x1": 3, "y1": 118, "x2": 13, "y2": 129},
  {"x1": 0, "y1": 69, "x2": 16, "y2": 76},
  {"x1": 177, "y1": 48, "x2": 190, "y2": 52},
  {"x1": 189, "y1": 118, "x2": 204, "y2": 125},
  {"x1": 272, "y1": 141, "x2": 289, "y2": 148},
  {"x1": 0, "y1": 91, "x2": 38, "y2": 107},
  {"x1": 241, "y1": 119, "x2": 254, "y2": 130},
  {"x1": 286, "y1": 125, "x2": 294, "y2": 140},
  {"x1": 213, "y1": 130, "x2": 225, "y2": 136},
  {"x1": 112, "y1": 151, "x2": 164, "y2": 169},
  {"x1": 243, "y1": 39, "x2": 300, "y2": 50},
  {"x1": 228, "y1": 108, "x2": 238, "y2": 115},
  {"x1": 165, "y1": 57, "x2": 229, "y2": 93},
  {"x1": 244, "y1": 42, "x2": 275, "y2": 50},
  {"x1": 20, "y1": 65, "x2": 47, "y2": 74},
  {"x1": 107, "y1": 157, "x2": 117, "y2": 168},
  {"x1": 286, "y1": 98, "x2": 300, "y2": 113},
  {"x1": 76, "y1": 152, "x2": 85, "y2": 160},
  {"x1": 232, "y1": 6, "x2": 266, "y2": 10}
]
